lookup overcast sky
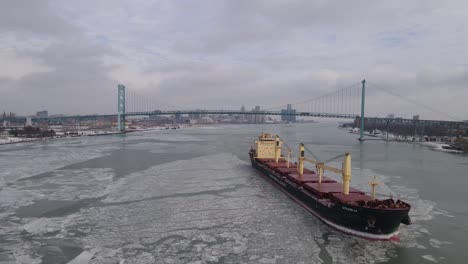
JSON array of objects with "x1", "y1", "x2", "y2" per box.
[{"x1": 1, "y1": 0, "x2": 467, "y2": 119}]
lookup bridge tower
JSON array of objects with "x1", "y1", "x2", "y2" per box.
[
  {"x1": 359, "y1": 79, "x2": 366, "y2": 141},
  {"x1": 117, "y1": 84, "x2": 126, "y2": 131}
]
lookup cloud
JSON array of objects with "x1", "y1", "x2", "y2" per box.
[
  {"x1": 0, "y1": 0, "x2": 76, "y2": 36},
  {"x1": 0, "y1": 0, "x2": 115, "y2": 115},
  {"x1": 0, "y1": 50, "x2": 52, "y2": 80},
  {"x1": 0, "y1": 0, "x2": 467, "y2": 120}
]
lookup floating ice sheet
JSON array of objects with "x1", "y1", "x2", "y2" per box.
[{"x1": 0, "y1": 126, "x2": 453, "y2": 263}]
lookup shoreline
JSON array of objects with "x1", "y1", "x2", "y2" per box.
[
  {"x1": 0, "y1": 137, "x2": 44, "y2": 145},
  {"x1": 340, "y1": 127, "x2": 466, "y2": 154},
  {"x1": 0, "y1": 126, "x2": 195, "y2": 146}
]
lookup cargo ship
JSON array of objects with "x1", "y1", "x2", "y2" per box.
[{"x1": 249, "y1": 133, "x2": 411, "y2": 240}]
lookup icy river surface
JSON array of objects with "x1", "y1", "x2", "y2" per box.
[{"x1": 0, "y1": 123, "x2": 467, "y2": 263}]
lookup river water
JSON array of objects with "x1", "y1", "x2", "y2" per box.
[{"x1": 0, "y1": 122, "x2": 466, "y2": 263}]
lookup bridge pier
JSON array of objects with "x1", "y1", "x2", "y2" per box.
[
  {"x1": 117, "y1": 84, "x2": 126, "y2": 131},
  {"x1": 385, "y1": 119, "x2": 390, "y2": 141},
  {"x1": 359, "y1": 79, "x2": 366, "y2": 141}
]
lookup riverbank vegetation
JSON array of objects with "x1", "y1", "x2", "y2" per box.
[{"x1": 7, "y1": 126, "x2": 56, "y2": 138}]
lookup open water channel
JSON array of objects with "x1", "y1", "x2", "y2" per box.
[{"x1": 0, "y1": 122, "x2": 466, "y2": 263}]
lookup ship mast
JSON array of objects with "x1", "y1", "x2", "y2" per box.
[
  {"x1": 274, "y1": 138, "x2": 354, "y2": 196},
  {"x1": 297, "y1": 143, "x2": 352, "y2": 195},
  {"x1": 369, "y1": 176, "x2": 379, "y2": 200},
  {"x1": 298, "y1": 144, "x2": 305, "y2": 175},
  {"x1": 274, "y1": 135, "x2": 282, "y2": 163}
]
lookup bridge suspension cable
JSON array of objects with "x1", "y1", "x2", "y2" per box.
[
  {"x1": 366, "y1": 82, "x2": 461, "y2": 121},
  {"x1": 125, "y1": 89, "x2": 189, "y2": 113},
  {"x1": 121, "y1": 81, "x2": 463, "y2": 126},
  {"x1": 264, "y1": 82, "x2": 363, "y2": 117},
  {"x1": 121, "y1": 81, "x2": 364, "y2": 120}
]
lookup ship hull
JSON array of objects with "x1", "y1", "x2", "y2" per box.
[{"x1": 250, "y1": 154, "x2": 410, "y2": 240}]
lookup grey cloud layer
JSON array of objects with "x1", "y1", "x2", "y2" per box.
[
  {"x1": 0, "y1": 0, "x2": 467, "y2": 119},
  {"x1": 1, "y1": 0, "x2": 115, "y2": 115},
  {"x1": 0, "y1": 0, "x2": 75, "y2": 35}
]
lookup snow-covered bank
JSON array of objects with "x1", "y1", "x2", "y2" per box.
[
  {"x1": 0, "y1": 137, "x2": 41, "y2": 145},
  {"x1": 419, "y1": 142, "x2": 464, "y2": 154}
]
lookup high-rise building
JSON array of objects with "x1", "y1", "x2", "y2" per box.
[
  {"x1": 174, "y1": 112, "x2": 182, "y2": 123},
  {"x1": 281, "y1": 104, "x2": 296, "y2": 122},
  {"x1": 240, "y1": 105, "x2": 246, "y2": 122},
  {"x1": 36, "y1": 110, "x2": 48, "y2": 118},
  {"x1": 252, "y1": 106, "x2": 265, "y2": 124}
]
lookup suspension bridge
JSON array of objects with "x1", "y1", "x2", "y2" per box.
[{"x1": 5, "y1": 79, "x2": 467, "y2": 141}]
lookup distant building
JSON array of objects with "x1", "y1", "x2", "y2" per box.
[
  {"x1": 386, "y1": 113, "x2": 395, "y2": 119},
  {"x1": 25, "y1": 117, "x2": 32, "y2": 127},
  {"x1": 36, "y1": 110, "x2": 48, "y2": 118},
  {"x1": 174, "y1": 112, "x2": 182, "y2": 122},
  {"x1": 413, "y1": 115, "x2": 420, "y2": 120},
  {"x1": 240, "y1": 105, "x2": 246, "y2": 122},
  {"x1": 252, "y1": 106, "x2": 265, "y2": 124},
  {"x1": 200, "y1": 116, "x2": 214, "y2": 124},
  {"x1": 281, "y1": 104, "x2": 296, "y2": 122}
]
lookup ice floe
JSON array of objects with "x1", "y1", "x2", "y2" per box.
[
  {"x1": 1, "y1": 126, "x2": 458, "y2": 263},
  {"x1": 22, "y1": 217, "x2": 63, "y2": 235}
]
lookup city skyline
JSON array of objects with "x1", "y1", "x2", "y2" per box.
[{"x1": 1, "y1": 1, "x2": 468, "y2": 120}]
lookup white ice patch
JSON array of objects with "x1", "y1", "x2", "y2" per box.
[
  {"x1": 59, "y1": 153, "x2": 323, "y2": 262},
  {"x1": 0, "y1": 168, "x2": 115, "y2": 212},
  {"x1": 103, "y1": 153, "x2": 244, "y2": 203},
  {"x1": 12, "y1": 253, "x2": 42, "y2": 264},
  {"x1": 22, "y1": 217, "x2": 62, "y2": 235},
  {"x1": 28, "y1": 168, "x2": 115, "y2": 200},
  {"x1": 429, "y1": 238, "x2": 452, "y2": 248},
  {"x1": 432, "y1": 208, "x2": 455, "y2": 218},
  {"x1": 0, "y1": 187, "x2": 46, "y2": 208},
  {"x1": 421, "y1": 255, "x2": 438, "y2": 262},
  {"x1": 323, "y1": 235, "x2": 396, "y2": 264},
  {"x1": 0, "y1": 137, "x2": 39, "y2": 145},
  {"x1": 0, "y1": 139, "x2": 115, "y2": 184},
  {"x1": 66, "y1": 249, "x2": 99, "y2": 264}
]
